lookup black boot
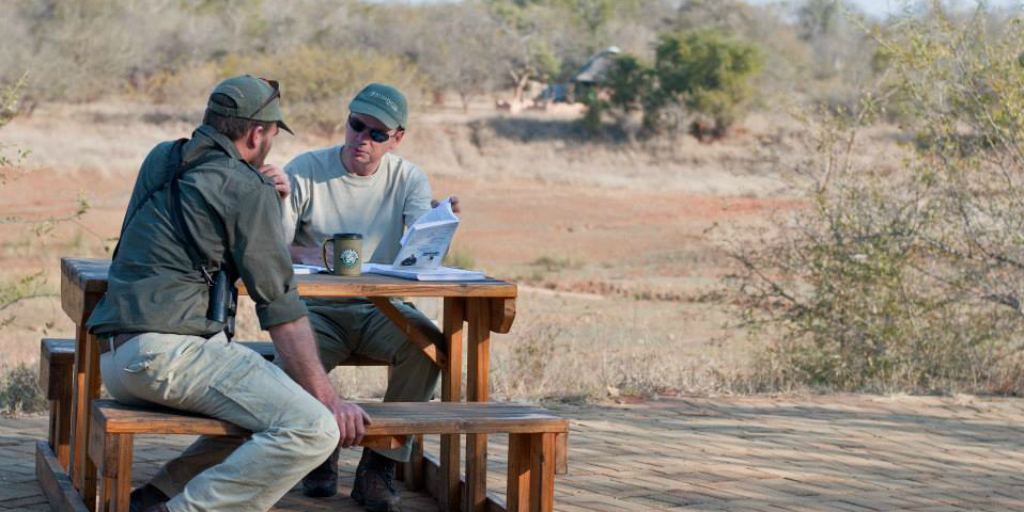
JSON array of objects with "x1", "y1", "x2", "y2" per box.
[
  {"x1": 351, "y1": 448, "x2": 401, "y2": 512},
  {"x1": 129, "y1": 483, "x2": 169, "y2": 512},
  {"x1": 302, "y1": 446, "x2": 341, "y2": 498}
]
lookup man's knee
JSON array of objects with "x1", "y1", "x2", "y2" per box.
[
  {"x1": 287, "y1": 404, "x2": 340, "y2": 458},
  {"x1": 313, "y1": 408, "x2": 341, "y2": 454}
]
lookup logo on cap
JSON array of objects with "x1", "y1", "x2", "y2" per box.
[{"x1": 369, "y1": 91, "x2": 399, "y2": 112}]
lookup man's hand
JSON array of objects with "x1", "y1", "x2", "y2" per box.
[
  {"x1": 431, "y1": 195, "x2": 460, "y2": 214},
  {"x1": 290, "y1": 245, "x2": 326, "y2": 266},
  {"x1": 327, "y1": 397, "x2": 372, "y2": 448},
  {"x1": 259, "y1": 164, "x2": 290, "y2": 198},
  {"x1": 269, "y1": 317, "x2": 372, "y2": 448}
]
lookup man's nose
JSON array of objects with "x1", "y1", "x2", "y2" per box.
[{"x1": 353, "y1": 129, "x2": 373, "y2": 144}]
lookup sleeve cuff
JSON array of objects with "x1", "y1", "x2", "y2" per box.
[{"x1": 255, "y1": 289, "x2": 308, "y2": 329}]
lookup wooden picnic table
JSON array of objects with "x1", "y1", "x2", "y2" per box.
[{"x1": 46, "y1": 257, "x2": 517, "y2": 512}]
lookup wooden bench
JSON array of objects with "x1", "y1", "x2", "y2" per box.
[
  {"x1": 39, "y1": 338, "x2": 387, "y2": 473},
  {"x1": 89, "y1": 399, "x2": 567, "y2": 512},
  {"x1": 40, "y1": 339, "x2": 76, "y2": 468}
]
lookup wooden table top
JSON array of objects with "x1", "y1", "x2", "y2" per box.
[{"x1": 60, "y1": 257, "x2": 517, "y2": 324}]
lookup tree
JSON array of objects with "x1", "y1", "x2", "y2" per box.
[
  {"x1": 415, "y1": 2, "x2": 506, "y2": 111},
  {"x1": 486, "y1": 0, "x2": 564, "y2": 103},
  {"x1": 796, "y1": 0, "x2": 863, "y2": 79},
  {"x1": 654, "y1": 29, "x2": 764, "y2": 137}
]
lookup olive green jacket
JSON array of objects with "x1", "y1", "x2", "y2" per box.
[{"x1": 87, "y1": 125, "x2": 307, "y2": 336}]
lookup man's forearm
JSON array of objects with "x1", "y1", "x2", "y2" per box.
[
  {"x1": 289, "y1": 244, "x2": 323, "y2": 265},
  {"x1": 268, "y1": 316, "x2": 335, "y2": 402}
]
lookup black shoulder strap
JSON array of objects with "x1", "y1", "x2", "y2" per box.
[{"x1": 166, "y1": 143, "x2": 227, "y2": 283}]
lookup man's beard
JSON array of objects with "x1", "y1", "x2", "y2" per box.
[{"x1": 251, "y1": 136, "x2": 272, "y2": 167}]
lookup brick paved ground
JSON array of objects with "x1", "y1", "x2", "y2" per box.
[{"x1": 1, "y1": 394, "x2": 1023, "y2": 511}]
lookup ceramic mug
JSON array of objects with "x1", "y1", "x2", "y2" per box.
[{"x1": 321, "y1": 233, "x2": 362, "y2": 276}]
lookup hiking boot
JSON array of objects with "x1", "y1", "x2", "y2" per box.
[
  {"x1": 129, "y1": 483, "x2": 169, "y2": 512},
  {"x1": 302, "y1": 446, "x2": 341, "y2": 498},
  {"x1": 351, "y1": 449, "x2": 401, "y2": 512}
]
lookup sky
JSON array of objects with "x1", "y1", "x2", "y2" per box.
[
  {"x1": 750, "y1": 0, "x2": 1023, "y2": 17},
  {"x1": 392, "y1": 0, "x2": 1024, "y2": 18}
]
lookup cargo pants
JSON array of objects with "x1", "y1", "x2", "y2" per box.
[
  {"x1": 100, "y1": 332, "x2": 340, "y2": 512},
  {"x1": 297, "y1": 298, "x2": 443, "y2": 462}
]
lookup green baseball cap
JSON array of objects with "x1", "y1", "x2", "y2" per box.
[
  {"x1": 349, "y1": 83, "x2": 408, "y2": 130},
  {"x1": 206, "y1": 75, "x2": 294, "y2": 135}
]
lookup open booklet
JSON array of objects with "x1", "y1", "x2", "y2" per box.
[
  {"x1": 364, "y1": 263, "x2": 486, "y2": 281},
  {"x1": 393, "y1": 197, "x2": 458, "y2": 269},
  {"x1": 366, "y1": 197, "x2": 487, "y2": 281},
  {"x1": 293, "y1": 263, "x2": 485, "y2": 281}
]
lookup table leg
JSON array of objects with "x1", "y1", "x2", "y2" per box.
[
  {"x1": 70, "y1": 325, "x2": 101, "y2": 510},
  {"x1": 466, "y1": 298, "x2": 491, "y2": 512},
  {"x1": 440, "y1": 297, "x2": 464, "y2": 512},
  {"x1": 401, "y1": 434, "x2": 425, "y2": 491}
]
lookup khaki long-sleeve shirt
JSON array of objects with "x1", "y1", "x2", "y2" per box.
[{"x1": 87, "y1": 125, "x2": 307, "y2": 336}]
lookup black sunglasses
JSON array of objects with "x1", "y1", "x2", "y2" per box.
[
  {"x1": 250, "y1": 78, "x2": 280, "y2": 118},
  {"x1": 348, "y1": 115, "x2": 400, "y2": 143}
]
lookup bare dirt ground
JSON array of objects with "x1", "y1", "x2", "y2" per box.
[{"x1": 0, "y1": 100, "x2": 867, "y2": 399}]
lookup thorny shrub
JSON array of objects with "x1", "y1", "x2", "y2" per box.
[{"x1": 724, "y1": 3, "x2": 1024, "y2": 395}]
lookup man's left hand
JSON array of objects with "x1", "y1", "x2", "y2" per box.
[
  {"x1": 431, "y1": 195, "x2": 460, "y2": 214},
  {"x1": 259, "y1": 164, "x2": 290, "y2": 199}
]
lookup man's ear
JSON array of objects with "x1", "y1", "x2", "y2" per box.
[
  {"x1": 392, "y1": 129, "x2": 405, "y2": 146},
  {"x1": 246, "y1": 125, "x2": 263, "y2": 150}
]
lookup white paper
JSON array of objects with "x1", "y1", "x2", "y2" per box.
[
  {"x1": 364, "y1": 263, "x2": 486, "y2": 281},
  {"x1": 292, "y1": 263, "x2": 327, "y2": 275},
  {"x1": 393, "y1": 197, "x2": 459, "y2": 269}
]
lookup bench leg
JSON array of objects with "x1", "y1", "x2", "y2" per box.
[
  {"x1": 53, "y1": 363, "x2": 74, "y2": 469},
  {"x1": 555, "y1": 432, "x2": 568, "y2": 476},
  {"x1": 49, "y1": 401, "x2": 59, "y2": 459},
  {"x1": 507, "y1": 433, "x2": 555, "y2": 512},
  {"x1": 91, "y1": 432, "x2": 133, "y2": 512}
]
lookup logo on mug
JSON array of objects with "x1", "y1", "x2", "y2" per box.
[{"x1": 340, "y1": 248, "x2": 360, "y2": 268}]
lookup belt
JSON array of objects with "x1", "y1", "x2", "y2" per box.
[{"x1": 97, "y1": 333, "x2": 143, "y2": 355}]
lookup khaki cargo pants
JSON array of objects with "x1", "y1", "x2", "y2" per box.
[
  {"x1": 100, "y1": 332, "x2": 340, "y2": 512},
  {"x1": 295, "y1": 298, "x2": 443, "y2": 462}
]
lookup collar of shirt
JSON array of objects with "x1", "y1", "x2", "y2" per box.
[{"x1": 188, "y1": 125, "x2": 245, "y2": 164}]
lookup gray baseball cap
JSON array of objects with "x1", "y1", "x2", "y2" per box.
[
  {"x1": 206, "y1": 75, "x2": 294, "y2": 135},
  {"x1": 349, "y1": 83, "x2": 408, "y2": 129}
]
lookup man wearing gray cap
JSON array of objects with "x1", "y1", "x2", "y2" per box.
[
  {"x1": 87, "y1": 75, "x2": 370, "y2": 512},
  {"x1": 276, "y1": 83, "x2": 454, "y2": 511}
]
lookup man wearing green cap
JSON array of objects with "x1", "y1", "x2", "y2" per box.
[
  {"x1": 87, "y1": 75, "x2": 370, "y2": 512},
  {"x1": 272, "y1": 83, "x2": 454, "y2": 511}
]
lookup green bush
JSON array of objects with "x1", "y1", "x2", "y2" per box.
[
  {"x1": 583, "y1": 29, "x2": 764, "y2": 140},
  {"x1": 654, "y1": 29, "x2": 764, "y2": 137},
  {"x1": 581, "y1": 53, "x2": 653, "y2": 140}
]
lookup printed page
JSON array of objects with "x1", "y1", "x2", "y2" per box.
[
  {"x1": 392, "y1": 222, "x2": 457, "y2": 269},
  {"x1": 400, "y1": 196, "x2": 457, "y2": 245},
  {"x1": 394, "y1": 197, "x2": 459, "y2": 269}
]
